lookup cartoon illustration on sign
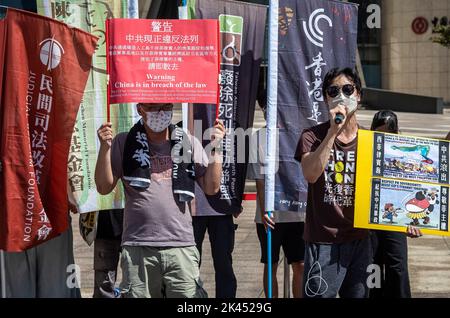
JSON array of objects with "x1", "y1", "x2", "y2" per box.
[
  {"x1": 382, "y1": 203, "x2": 402, "y2": 224},
  {"x1": 372, "y1": 180, "x2": 442, "y2": 230},
  {"x1": 381, "y1": 135, "x2": 440, "y2": 183}
]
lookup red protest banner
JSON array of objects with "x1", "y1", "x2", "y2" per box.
[
  {"x1": 0, "y1": 8, "x2": 97, "y2": 252},
  {"x1": 107, "y1": 19, "x2": 219, "y2": 105}
]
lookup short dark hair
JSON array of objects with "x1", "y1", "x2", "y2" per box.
[
  {"x1": 370, "y1": 110, "x2": 399, "y2": 133},
  {"x1": 322, "y1": 67, "x2": 362, "y2": 100}
]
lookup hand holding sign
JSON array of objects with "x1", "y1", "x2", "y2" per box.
[{"x1": 97, "y1": 122, "x2": 113, "y2": 148}]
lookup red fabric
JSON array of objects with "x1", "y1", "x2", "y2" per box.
[
  {"x1": 0, "y1": 8, "x2": 97, "y2": 251},
  {"x1": 242, "y1": 193, "x2": 256, "y2": 201},
  {"x1": 107, "y1": 19, "x2": 219, "y2": 104}
]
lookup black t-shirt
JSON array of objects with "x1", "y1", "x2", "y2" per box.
[
  {"x1": 295, "y1": 121, "x2": 368, "y2": 244},
  {"x1": 96, "y1": 209, "x2": 124, "y2": 240}
]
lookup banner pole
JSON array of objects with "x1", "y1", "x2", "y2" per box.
[
  {"x1": 0, "y1": 250, "x2": 6, "y2": 298},
  {"x1": 106, "y1": 19, "x2": 111, "y2": 123},
  {"x1": 267, "y1": 212, "x2": 272, "y2": 298},
  {"x1": 266, "y1": 0, "x2": 279, "y2": 299},
  {"x1": 216, "y1": 20, "x2": 220, "y2": 120},
  {"x1": 179, "y1": 4, "x2": 190, "y2": 133}
]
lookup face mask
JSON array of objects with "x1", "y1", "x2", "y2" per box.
[
  {"x1": 329, "y1": 93, "x2": 358, "y2": 114},
  {"x1": 145, "y1": 110, "x2": 172, "y2": 132}
]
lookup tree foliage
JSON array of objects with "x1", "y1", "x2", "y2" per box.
[{"x1": 431, "y1": 26, "x2": 450, "y2": 48}]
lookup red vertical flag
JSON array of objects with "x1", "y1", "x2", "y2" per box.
[{"x1": 0, "y1": 8, "x2": 97, "y2": 252}]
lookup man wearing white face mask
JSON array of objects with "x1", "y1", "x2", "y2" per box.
[
  {"x1": 295, "y1": 68, "x2": 371, "y2": 298},
  {"x1": 95, "y1": 103, "x2": 225, "y2": 298}
]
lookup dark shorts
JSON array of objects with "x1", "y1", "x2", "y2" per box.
[
  {"x1": 303, "y1": 237, "x2": 372, "y2": 298},
  {"x1": 256, "y1": 222, "x2": 305, "y2": 264}
]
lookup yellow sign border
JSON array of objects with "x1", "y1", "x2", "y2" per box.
[{"x1": 354, "y1": 129, "x2": 450, "y2": 236}]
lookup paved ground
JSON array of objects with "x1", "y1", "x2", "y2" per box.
[{"x1": 72, "y1": 108, "x2": 450, "y2": 298}]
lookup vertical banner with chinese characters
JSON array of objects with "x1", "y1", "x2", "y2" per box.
[
  {"x1": 268, "y1": 0, "x2": 358, "y2": 212},
  {"x1": 37, "y1": 0, "x2": 139, "y2": 213},
  {"x1": 355, "y1": 130, "x2": 450, "y2": 236},
  {"x1": 0, "y1": 8, "x2": 97, "y2": 251},
  {"x1": 107, "y1": 19, "x2": 219, "y2": 104},
  {"x1": 189, "y1": 0, "x2": 267, "y2": 215}
]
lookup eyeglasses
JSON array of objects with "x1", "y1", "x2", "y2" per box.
[
  {"x1": 325, "y1": 84, "x2": 355, "y2": 98},
  {"x1": 138, "y1": 103, "x2": 173, "y2": 112}
]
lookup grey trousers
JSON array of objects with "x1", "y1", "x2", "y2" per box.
[
  {"x1": 0, "y1": 226, "x2": 80, "y2": 298},
  {"x1": 93, "y1": 238, "x2": 122, "y2": 298},
  {"x1": 120, "y1": 245, "x2": 207, "y2": 298},
  {"x1": 303, "y1": 236, "x2": 372, "y2": 298}
]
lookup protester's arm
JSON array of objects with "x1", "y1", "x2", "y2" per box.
[
  {"x1": 255, "y1": 179, "x2": 275, "y2": 230},
  {"x1": 197, "y1": 120, "x2": 226, "y2": 195},
  {"x1": 301, "y1": 133, "x2": 337, "y2": 183},
  {"x1": 248, "y1": 150, "x2": 274, "y2": 230},
  {"x1": 200, "y1": 152, "x2": 222, "y2": 195},
  {"x1": 300, "y1": 104, "x2": 347, "y2": 183},
  {"x1": 95, "y1": 122, "x2": 118, "y2": 195},
  {"x1": 68, "y1": 200, "x2": 78, "y2": 214},
  {"x1": 256, "y1": 179, "x2": 265, "y2": 221}
]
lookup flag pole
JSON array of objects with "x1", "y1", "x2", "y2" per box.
[
  {"x1": 106, "y1": 18, "x2": 111, "y2": 123},
  {"x1": 179, "y1": 2, "x2": 189, "y2": 132},
  {"x1": 216, "y1": 19, "x2": 220, "y2": 120},
  {"x1": 0, "y1": 250, "x2": 6, "y2": 298},
  {"x1": 265, "y1": 0, "x2": 279, "y2": 299},
  {"x1": 267, "y1": 213, "x2": 272, "y2": 298}
]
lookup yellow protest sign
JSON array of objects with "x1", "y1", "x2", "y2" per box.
[{"x1": 355, "y1": 129, "x2": 450, "y2": 236}]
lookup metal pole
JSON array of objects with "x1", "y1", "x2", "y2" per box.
[
  {"x1": 265, "y1": 0, "x2": 279, "y2": 300},
  {"x1": 0, "y1": 250, "x2": 6, "y2": 298},
  {"x1": 283, "y1": 256, "x2": 290, "y2": 298},
  {"x1": 267, "y1": 212, "x2": 272, "y2": 298},
  {"x1": 179, "y1": 0, "x2": 189, "y2": 134},
  {"x1": 181, "y1": 103, "x2": 189, "y2": 134}
]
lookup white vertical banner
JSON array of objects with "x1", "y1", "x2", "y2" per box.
[
  {"x1": 179, "y1": 4, "x2": 189, "y2": 134},
  {"x1": 265, "y1": 0, "x2": 279, "y2": 214}
]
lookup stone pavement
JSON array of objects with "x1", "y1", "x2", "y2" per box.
[{"x1": 72, "y1": 108, "x2": 450, "y2": 298}]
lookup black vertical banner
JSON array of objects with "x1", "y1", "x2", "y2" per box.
[
  {"x1": 440, "y1": 186, "x2": 449, "y2": 231},
  {"x1": 438, "y1": 141, "x2": 449, "y2": 185},
  {"x1": 275, "y1": 0, "x2": 359, "y2": 212},
  {"x1": 373, "y1": 133, "x2": 385, "y2": 177},
  {"x1": 191, "y1": 0, "x2": 267, "y2": 215},
  {"x1": 370, "y1": 179, "x2": 381, "y2": 224}
]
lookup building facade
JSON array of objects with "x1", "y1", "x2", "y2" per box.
[{"x1": 381, "y1": 0, "x2": 450, "y2": 103}]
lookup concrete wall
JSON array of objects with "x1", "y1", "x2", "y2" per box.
[
  {"x1": 362, "y1": 87, "x2": 445, "y2": 113},
  {"x1": 381, "y1": 0, "x2": 450, "y2": 102}
]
